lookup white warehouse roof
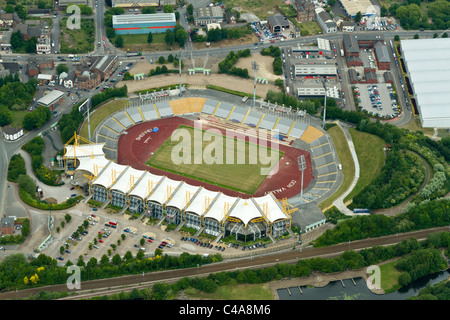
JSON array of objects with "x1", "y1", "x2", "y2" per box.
[{"x1": 401, "y1": 38, "x2": 450, "y2": 128}]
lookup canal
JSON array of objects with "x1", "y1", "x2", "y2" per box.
[{"x1": 277, "y1": 270, "x2": 450, "y2": 300}]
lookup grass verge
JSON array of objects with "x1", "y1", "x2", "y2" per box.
[
  {"x1": 318, "y1": 124, "x2": 355, "y2": 210},
  {"x1": 343, "y1": 128, "x2": 385, "y2": 203}
]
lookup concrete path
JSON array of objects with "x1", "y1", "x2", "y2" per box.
[{"x1": 331, "y1": 121, "x2": 364, "y2": 216}]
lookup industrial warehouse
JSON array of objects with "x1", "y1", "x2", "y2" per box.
[
  {"x1": 63, "y1": 143, "x2": 294, "y2": 243},
  {"x1": 400, "y1": 38, "x2": 450, "y2": 128},
  {"x1": 112, "y1": 13, "x2": 176, "y2": 35}
]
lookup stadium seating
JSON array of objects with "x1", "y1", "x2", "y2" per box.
[{"x1": 300, "y1": 126, "x2": 324, "y2": 144}]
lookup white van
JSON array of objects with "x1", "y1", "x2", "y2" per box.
[{"x1": 338, "y1": 164, "x2": 342, "y2": 171}]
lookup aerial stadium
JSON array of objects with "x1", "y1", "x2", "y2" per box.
[{"x1": 64, "y1": 96, "x2": 338, "y2": 242}]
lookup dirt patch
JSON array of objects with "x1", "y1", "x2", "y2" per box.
[
  {"x1": 234, "y1": 53, "x2": 280, "y2": 82},
  {"x1": 192, "y1": 33, "x2": 259, "y2": 50},
  {"x1": 117, "y1": 73, "x2": 281, "y2": 97}
]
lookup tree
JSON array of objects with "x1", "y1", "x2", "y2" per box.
[
  {"x1": 25, "y1": 37, "x2": 37, "y2": 54},
  {"x1": 414, "y1": 33, "x2": 419, "y2": 39},
  {"x1": 112, "y1": 254, "x2": 122, "y2": 265},
  {"x1": 14, "y1": 4, "x2": 27, "y2": 19},
  {"x1": 140, "y1": 238, "x2": 145, "y2": 246},
  {"x1": 186, "y1": 3, "x2": 194, "y2": 15},
  {"x1": 0, "y1": 107, "x2": 13, "y2": 127},
  {"x1": 60, "y1": 246, "x2": 65, "y2": 255},
  {"x1": 56, "y1": 64, "x2": 69, "y2": 75},
  {"x1": 17, "y1": 174, "x2": 35, "y2": 196},
  {"x1": 65, "y1": 214, "x2": 72, "y2": 223},
  {"x1": 115, "y1": 35, "x2": 123, "y2": 48},
  {"x1": 158, "y1": 56, "x2": 165, "y2": 64},
  {"x1": 164, "y1": 29, "x2": 175, "y2": 45},
  {"x1": 394, "y1": 35, "x2": 400, "y2": 41},
  {"x1": 175, "y1": 27, "x2": 188, "y2": 47},
  {"x1": 355, "y1": 11, "x2": 362, "y2": 23},
  {"x1": 10, "y1": 30, "x2": 24, "y2": 50},
  {"x1": 147, "y1": 32, "x2": 153, "y2": 44},
  {"x1": 163, "y1": 4, "x2": 174, "y2": 13}
]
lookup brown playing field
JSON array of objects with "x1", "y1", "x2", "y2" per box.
[{"x1": 145, "y1": 125, "x2": 284, "y2": 195}]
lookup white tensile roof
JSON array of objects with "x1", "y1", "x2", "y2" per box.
[
  {"x1": 65, "y1": 143, "x2": 106, "y2": 159},
  {"x1": 128, "y1": 171, "x2": 164, "y2": 200},
  {"x1": 111, "y1": 166, "x2": 146, "y2": 194},
  {"x1": 166, "y1": 182, "x2": 201, "y2": 211},
  {"x1": 72, "y1": 149, "x2": 289, "y2": 224},
  {"x1": 92, "y1": 162, "x2": 126, "y2": 189},
  {"x1": 203, "y1": 193, "x2": 238, "y2": 223},
  {"x1": 228, "y1": 198, "x2": 263, "y2": 227},
  {"x1": 253, "y1": 193, "x2": 287, "y2": 223},
  {"x1": 76, "y1": 155, "x2": 110, "y2": 174},
  {"x1": 184, "y1": 187, "x2": 221, "y2": 217},
  {"x1": 147, "y1": 176, "x2": 182, "y2": 205}
]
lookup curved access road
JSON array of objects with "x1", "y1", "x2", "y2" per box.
[{"x1": 0, "y1": 226, "x2": 447, "y2": 300}]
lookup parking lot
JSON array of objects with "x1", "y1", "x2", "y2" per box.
[
  {"x1": 45, "y1": 202, "x2": 266, "y2": 264},
  {"x1": 355, "y1": 83, "x2": 400, "y2": 118}
]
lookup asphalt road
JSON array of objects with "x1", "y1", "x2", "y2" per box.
[{"x1": 0, "y1": 226, "x2": 447, "y2": 299}]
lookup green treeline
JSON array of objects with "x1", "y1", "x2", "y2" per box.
[
  {"x1": 91, "y1": 85, "x2": 128, "y2": 109},
  {"x1": 351, "y1": 150, "x2": 425, "y2": 209},
  {"x1": 314, "y1": 199, "x2": 450, "y2": 247},
  {"x1": 58, "y1": 104, "x2": 85, "y2": 144},
  {"x1": 82, "y1": 232, "x2": 449, "y2": 300},
  {"x1": 218, "y1": 49, "x2": 251, "y2": 79},
  {"x1": 0, "y1": 251, "x2": 223, "y2": 292}
]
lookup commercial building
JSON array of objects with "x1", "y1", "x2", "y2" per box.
[
  {"x1": 400, "y1": 38, "x2": 450, "y2": 128},
  {"x1": 112, "y1": 13, "x2": 176, "y2": 35},
  {"x1": 267, "y1": 14, "x2": 289, "y2": 33},
  {"x1": 111, "y1": 0, "x2": 176, "y2": 8},
  {"x1": 74, "y1": 70, "x2": 101, "y2": 90},
  {"x1": 342, "y1": 34, "x2": 384, "y2": 58},
  {"x1": 90, "y1": 55, "x2": 118, "y2": 81},
  {"x1": 291, "y1": 38, "x2": 332, "y2": 56},
  {"x1": 37, "y1": 89, "x2": 64, "y2": 111},
  {"x1": 193, "y1": 6, "x2": 223, "y2": 26},
  {"x1": 374, "y1": 42, "x2": 390, "y2": 70},
  {"x1": 0, "y1": 217, "x2": 14, "y2": 235},
  {"x1": 338, "y1": 0, "x2": 377, "y2": 18},
  {"x1": 297, "y1": 86, "x2": 340, "y2": 99},
  {"x1": 294, "y1": 64, "x2": 337, "y2": 78}
]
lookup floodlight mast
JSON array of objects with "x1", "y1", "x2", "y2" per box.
[
  {"x1": 298, "y1": 155, "x2": 306, "y2": 210},
  {"x1": 252, "y1": 61, "x2": 259, "y2": 107}
]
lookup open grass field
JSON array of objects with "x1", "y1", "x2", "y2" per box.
[
  {"x1": 79, "y1": 99, "x2": 128, "y2": 140},
  {"x1": 119, "y1": 32, "x2": 181, "y2": 52},
  {"x1": 379, "y1": 260, "x2": 402, "y2": 293},
  {"x1": 344, "y1": 128, "x2": 385, "y2": 203},
  {"x1": 319, "y1": 124, "x2": 355, "y2": 210},
  {"x1": 145, "y1": 125, "x2": 284, "y2": 195},
  {"x1": 223, "y1": 0, "x2": 293, "y2": 20},
  {"x1": 186, "y1": 283, "x2": 274, "y2": 300}
]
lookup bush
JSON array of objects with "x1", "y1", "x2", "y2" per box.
[{"x1": 7, "y1": 154, "x2": 26, "y2": 182}]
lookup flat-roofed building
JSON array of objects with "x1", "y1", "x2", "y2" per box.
[
  {"x1": 297, "y1": 86, "x2": 340, "y2": 99},
  {"x1": 400, "y1": 38, "x2": 450, "y2": 128},
  {"x1": 37, "y1": 89, "x2": 64, "y2": 111},
  {"x1": 111, "y1": 0, "x2": 176, "y2": 8},
  {"x1": 294, "y1": 64, "x2": 337, "y2": 77},
  {"x1": 339, "y1": 0, "x2": 377, "y2": 18},
  {"x1": 193, "y1": 6, "x2": 223, "y2": 26},
  {"x1": 112, "y1": 13, "x2": 176, "y2": 35}
]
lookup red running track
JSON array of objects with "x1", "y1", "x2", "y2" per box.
[{"x1": 117, "y1": 117, "x2": 313, "y2": 199}]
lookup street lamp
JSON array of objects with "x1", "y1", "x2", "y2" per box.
[
  {"x1": 298, "y1": 155, "x2": 306, "y2": 210},
  {"x1": 321, "y1": 78, "x2": 327, "y2": 130}
]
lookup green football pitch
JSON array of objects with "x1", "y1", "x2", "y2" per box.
[{"x1": 146, "y1": 125, "x2": 284, "y2": 194}]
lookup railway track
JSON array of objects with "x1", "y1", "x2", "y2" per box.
[{"x1": 0, "y1": 226, "x2": 447, "y2": 300}]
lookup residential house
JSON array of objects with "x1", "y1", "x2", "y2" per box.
[
  {"x1": 339, "y1": 21, "x2": 355, "y2": 32},
  {"x1": 295, "y1": 0, "x2": 315, "y2": 22},
  {"x1": 75, "y1": 70, "x2": 101, "y2": 90},
  {"x1": 64, "y1": 71, "x2": 75, "y2": 88},
  {"x1": 0, "y1": 12, "x2": 20, "y2": 28},
  {"x1": 0, "y1": 31, "x2": 12, "y2": 52},
  {"x1": 0, "y1": 217, "x2": 14, "y2": 235},
  {"x1": 27, "y1": 59, "x2": 39, "y2": 77},
  {"x1": 315, "y1": 8, "x2": 337, "y2": 34}
]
